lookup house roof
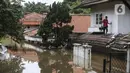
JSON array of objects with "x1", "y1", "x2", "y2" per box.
[
  {"x1": 75, "y1": 34, "x2": 113, "y2": 46},
  {"x1": 21, "y1": 12, "x2": 46, "y2": 26},
  {"x1": 77, "y1": 0, "x2": 130, "y2": 8},
  {"x1": 24, "y1": 29, "x2": 38, "y2": 36},
  {"x1": 108, "y1": 34, "x2": 130, "y2": 51},
  {"x1": 76, "y1": 0, "x2": 109, "y2": 8},
  {"x1": 73, "y1": 33, "x2": 130, "y2": 51}
]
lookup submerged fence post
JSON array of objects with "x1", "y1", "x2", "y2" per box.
[
  {"x1": 73, "y1": 43, "x2": 92, "y2": 70},
  {"x1": 73, "y1": 43, "x2": 82, "y2": 65},
  {"x1": 83, "y1": 43, "x2": 92, "y2": 70},
  {"x1": 103, "y1": 59, "x2": 106, "y2": 73}
]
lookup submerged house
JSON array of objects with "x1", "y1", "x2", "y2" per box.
[
  {"x1": 21, "y1": 12, "x2": 46, "y2": 30},
  {"x1": 75, "y1": 1, "x2": 130, "y2": 72},
  {"x1": 78, "y1": 0, "x2": 130, "y2": 34},
  {"x1": 73, "y1": 0, "x2": 130, "y2": 52},
  {"x1": 20, "y1": 12, "x2": 46, "y2": 36}
]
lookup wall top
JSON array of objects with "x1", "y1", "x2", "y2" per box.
[
  {"x1": 83, "y1": 43, "x2": 92, "y2": 48},
  {"x1": 73, "y1": 43, "x2": 82, "y2": 46}
]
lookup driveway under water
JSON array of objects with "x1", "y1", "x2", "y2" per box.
[{"x1": 0, "y1": 49, "x2": 86, "y2": 73}]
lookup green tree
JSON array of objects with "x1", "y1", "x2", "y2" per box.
[
  {"x1": 38, "y1": 2, "x2": 74, "y2": 47},
  {"x1": 8, "y1": 0, "x2": 24, "y2": 20},
  {"x1": 23, "y1": 2, "x2": 49, "y2": 14},
  {"x1": 0, "y1": 0, "x2": 24, "y2": 42},
  {"x1": 38, "y1": 18, "x2": 53, "y2": 46},
  {"x1": 63, "y1": 0, "x2": 91, "y2": 14}
]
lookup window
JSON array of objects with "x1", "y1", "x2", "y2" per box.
[
  {"x1": 27, "y1": 26, "x2": 30, "y2": 29},
  {"x1": 96, "y1": 14, "x2": 99, "y2": 24},
  {"x1": 96, "y1": 13, "x2": 102, "y2": 24}
]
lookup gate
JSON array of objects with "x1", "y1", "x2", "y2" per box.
[{"x1": 103, "y1": 50, "x2": 127, "y2": 73}]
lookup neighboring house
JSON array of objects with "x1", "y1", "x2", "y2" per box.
[
  {"x1": 20, "y1": 12, "x2": 91, "y2": 36},
  {"x1": 20, "y1": 12, "x2": 46, "y2": 36},
  {"x1": 79, "y1": 0, "x2": 130, "y2": 34}
]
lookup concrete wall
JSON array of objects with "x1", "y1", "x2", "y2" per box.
[
  {"x1": 73, "y1": 43, "x2": 92, "y2": 70},
  {"x1": 118, "y1": 3, "x2": 130, "y2": 34},
  {"x1": 69, "y1": 15, "x2": 91, "y2": 33}
]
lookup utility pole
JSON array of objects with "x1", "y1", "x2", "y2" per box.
[{"x1": 126, "y1": 43, "x2": 130, "y2": 73}]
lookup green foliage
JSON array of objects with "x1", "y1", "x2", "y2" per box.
[
  {"x1": 38, "y1": 2, "x2": 74, "y2": 47},
  {"x1": 6, "y1": 0, "x2": 25, "y2": 5},
  {"x1": 23, "y1": 2, "x2": 49, "y2": 14},
  {"x1": 38, "y1": 18, "x2": 53, "y2": 42},
  {"x1": 0, "y1": 0, "x2": 24, "y2": 42},
  {"x1": 63, "y1": 0, "x2": 91, "y2": 14},
  {"x1": 54, "y1": 25, "x2": 74, "y2": 44},
  {"x1": 0, "y1": 37, "x2": 15, "y2": 46},
  {"x1": 0, "y1": 58, "x2": 23, "y2": 73},
  {"x1": 47, "y1": 2, "x2": 72, "y2": 24}
]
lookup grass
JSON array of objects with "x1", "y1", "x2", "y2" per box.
[{"x1": 0, "y1": 37, "x2": 15, "y2": 46}]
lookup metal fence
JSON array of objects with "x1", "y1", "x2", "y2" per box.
[
  {"x1": 91, "y1": 47, "x2": 127, "y2": 73},
  {"x1": 104, "y1": 51, "x2": 127, "y2": 73}
]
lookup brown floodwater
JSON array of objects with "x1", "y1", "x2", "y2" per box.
[{"x1": 0, "y1": 49, "x2": 86, "y2": 73}]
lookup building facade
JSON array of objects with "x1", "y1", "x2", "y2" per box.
[{"x1": 80, "y1": 0, "x2": 130, "y2": 34}]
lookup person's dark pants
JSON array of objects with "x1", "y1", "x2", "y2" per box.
[{"x1": 103, "y1": 26, "x2": 108, "y2": 34}]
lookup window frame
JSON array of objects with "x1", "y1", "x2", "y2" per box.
[{"x1": 96, "y1": 13, "x2": 103, "y2": 25}]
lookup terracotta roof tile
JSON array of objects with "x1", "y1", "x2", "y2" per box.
[{"x1": 21, "y1": 12, "x2": 46, "y2": 25}]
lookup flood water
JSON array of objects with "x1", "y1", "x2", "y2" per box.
[{"x1": 0, "y1": 49, "x2": 86, "y2": 73}]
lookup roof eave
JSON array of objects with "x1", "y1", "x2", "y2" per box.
[{"x1": 75, "y1": 0, "x2": 110, "y2": 9}]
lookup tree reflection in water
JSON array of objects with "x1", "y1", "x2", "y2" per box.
[
  {"x1": 0, "y1": 57, "x2": 24, "y2": 73},
  {"x1": 38, "y1": 49, "x2": 73, "y2": 73}
]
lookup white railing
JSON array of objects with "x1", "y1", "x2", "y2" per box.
[{"x1": 24, "y1": 36, "x2": 42, "y2": 43}]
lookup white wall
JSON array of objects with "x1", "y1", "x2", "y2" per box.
[
  {"x1": 90, "y1": 1, "x2": 124, "y2": 34},
  {"x1": 118, "y1": 5, "x2": 130, "y2": 34}
]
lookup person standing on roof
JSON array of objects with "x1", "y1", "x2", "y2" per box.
[{"x1": 102, "y1": 16, "x2": 109, "y2": 34}]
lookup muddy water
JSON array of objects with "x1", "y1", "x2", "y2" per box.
[{"x1": 0, "y1": 49, "x2": 86, "y2": 73}]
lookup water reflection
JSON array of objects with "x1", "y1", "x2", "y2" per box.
[
  {"x1": 38, "y1": 49, "x2": 73, "y2": 73},
  {"x1": 0, "y1": 54, "x2": 23, "y2": 73},
  {"x1": 0, "y1": 49, "x2": 85, "y2": 73},
  {"x1": 22, "y1": 58, "x2": 40, "y2": 73}
]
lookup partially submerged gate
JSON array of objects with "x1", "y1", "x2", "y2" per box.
[
  {"x1": 104, "y1": 50, "x2": 127, "y2": 73},
  {"x1": 102, "y1": 34, "x2": 130, "y2": 73},
  {"x1": 75, "y1": 34, "x2": 130, "y2": 73}
]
